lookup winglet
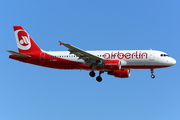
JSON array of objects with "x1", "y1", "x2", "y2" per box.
[{"x1": 59, "y1": 41, "x2": 64, "y2": 45}]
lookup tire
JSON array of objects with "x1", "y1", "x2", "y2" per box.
[
  {"x1": 151, "y1": 74, "x2": 155, "y2": 79},
  {"x1": 89, "y1": 71, "x2": 95, "y2": 77},
  {"x1": 96, "y1": 76, "x2": 102, "y2": 82}
]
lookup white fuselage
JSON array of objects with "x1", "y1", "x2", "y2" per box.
[{"x1": 45, "y1": 50, "x2": 176, "y2": 68}]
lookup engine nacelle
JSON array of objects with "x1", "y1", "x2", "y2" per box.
[
  {"x1": 108, "y1": 69, "x2": 130, "y2": 78},
  {"x1": 102, "y1": 60, "x2": 121, "y2": 70}
]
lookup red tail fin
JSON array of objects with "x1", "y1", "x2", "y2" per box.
[{"x1": 13, "y1": 26, "x2": 41, "y2": 54}]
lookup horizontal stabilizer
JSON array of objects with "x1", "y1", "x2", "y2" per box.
[{"x1": 7, "y1": 50, "x2": 31, "y2": 58}]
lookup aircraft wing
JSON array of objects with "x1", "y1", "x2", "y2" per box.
[{"x1": 59, "y1": 41, "x2": 103, "y2": 65}]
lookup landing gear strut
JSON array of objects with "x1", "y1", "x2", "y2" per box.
[{"x1": 150, "y1": 69, "x2": 155, "y2": 79}]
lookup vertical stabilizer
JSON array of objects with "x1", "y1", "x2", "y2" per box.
[{"x1": 13, "y1": 26, "x2": 41, "y2": 54}]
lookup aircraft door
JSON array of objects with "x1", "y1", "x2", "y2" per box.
[
  {"x1": 40, "y1": 52, "x2": 45, "y2": 62},
  {"x1": 149, "y1": 50, "x2": 154, "y2": 61}
]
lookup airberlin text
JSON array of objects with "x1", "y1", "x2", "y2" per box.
[{"x1": 103, "y1": 51, "x2": 148, "y2": 59}]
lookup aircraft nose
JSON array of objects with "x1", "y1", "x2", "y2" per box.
[{"x1": 169, "y1": 57, "x2": 176, "y2": 66}]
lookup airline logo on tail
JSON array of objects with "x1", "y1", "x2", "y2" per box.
[{"x1": 14, "y1": 29, "x2": 31, "y2": 50}]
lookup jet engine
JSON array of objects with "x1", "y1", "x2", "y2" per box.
[
  {"x1": 101, "y1": 60, "x2": 121, "y2": 70},
  {"x1": 107, "y1": 69, "x2": 130, "y2": 78}
]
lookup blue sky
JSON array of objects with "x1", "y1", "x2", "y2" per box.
[{"x1": 1, "y1": 0, "x2": 180, "y2": 120}]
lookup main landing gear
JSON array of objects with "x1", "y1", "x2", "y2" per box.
[
  {"x1": 89, "y1": 71, "x2": 104, "y2": 82},
  {"x1": 150, "y1": 69, "x2": 155, "y2": 79},
  {"x1": 89, "y1": 71, "x2": 95, "y2": 77}
]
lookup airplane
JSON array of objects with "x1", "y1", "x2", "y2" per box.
[{"x1": 7, "y1": 26, "x2": 176, "y2": 82}]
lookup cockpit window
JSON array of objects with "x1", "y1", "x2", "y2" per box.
[{"x1": 160, "y1": 54, "x2": 169, "y2": 57}]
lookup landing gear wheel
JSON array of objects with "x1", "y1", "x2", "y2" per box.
[
  {"x1": 150, "y1": 69, "x2": 155, "y2": 79},
  {"x1": 89, "y1": 71, "x2": 95, "y2": 77},
  {"x1": 151, "y1": 74, "x2": 155, "y2": 79},
  {"x1": 96, "y1": 76, "x2": 102, "y2": 82}
]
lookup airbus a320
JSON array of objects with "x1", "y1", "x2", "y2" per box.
[{"x1": 7, "y1": 26, "x2": 176, "y2": 82}]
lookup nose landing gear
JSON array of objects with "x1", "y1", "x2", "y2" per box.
[{"x1": 150, "y1": 69, "x2": 155, "y2": 79}]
